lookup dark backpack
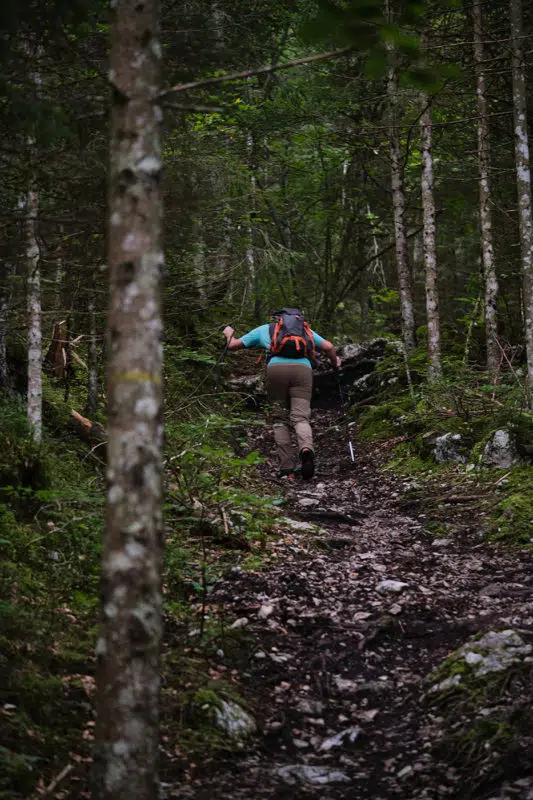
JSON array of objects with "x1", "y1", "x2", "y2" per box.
[{"x1": 267, "y1": 308, "x2": 316, "y2": 363}]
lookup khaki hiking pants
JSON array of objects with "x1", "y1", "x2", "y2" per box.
[{"x1": 266, "y1": 363, "x2": 313, "y2": 471}]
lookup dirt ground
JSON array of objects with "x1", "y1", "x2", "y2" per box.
[{"x1": 163, "y1": 408, "x2": 533, "y2": 800}]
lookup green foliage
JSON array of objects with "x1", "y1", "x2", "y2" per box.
[
  {"x1": 0, "y1": 745, "x2": 40, "y2": 798},
  {"x1": 0, "y1": 394, "x2": 48, "y2": 494},
  {"x1": 166, "y1": 412, "x2": 278, "y2": 545}
]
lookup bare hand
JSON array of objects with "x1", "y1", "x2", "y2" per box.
[
  {"x1": 336, "y1": 356, "x2": 342, "y2": 369},
  {"x1": 223, "y1": 325, "x2": 234, "y2": 341}
]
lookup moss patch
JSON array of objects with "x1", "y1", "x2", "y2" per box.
[{"x1": 426, "y1": 630, "x2": 533, "y2": 794}]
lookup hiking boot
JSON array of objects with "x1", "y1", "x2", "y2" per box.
[
  {"x1": 300, "y1": 448, "x2": 315, "y2": 481},
  {"x1": 277, "y1": 468, "x2": 296, "y2": 480}
]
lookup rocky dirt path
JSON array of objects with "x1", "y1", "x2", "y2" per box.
[{"x1": 165, "y1": 409, "x2": 533, "y2": 800}]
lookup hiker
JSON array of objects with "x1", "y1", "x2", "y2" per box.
[{"x1": 223, "y1": 308, "x2": 341, "y2": 481}]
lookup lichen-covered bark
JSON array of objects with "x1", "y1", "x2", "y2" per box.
[
  {"x1": 420, "y1": 98, "x2": 442, "y2": 381},
  {"x1": 94, "y1": 0, "x2": 164, "y2": 797},
  {"x1": 472, "y1": 0, "x2": 499, "y2": 374},
  {"x1": 386, "y1": 51, "x2": 416, "y2": 353},
  {"x1": 26, "y1": 186, "x2": 42, "y2": 442},
  {"x1": 510, "y1": 0, "x2": 533, "y2": 408}
]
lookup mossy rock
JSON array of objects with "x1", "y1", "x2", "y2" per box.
[
  {"x1": 491, "y1": 492, "x2": 533, "y2": 544},
  {"x1": 426, "y1": 629, "x2": 533, "y2": 793},
  {"x1": 356, "y1": 396, "x2": 413, "y2": 441}
]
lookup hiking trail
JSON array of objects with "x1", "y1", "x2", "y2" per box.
[{"x1": 162, "y1": 408, "x2": 533, "y2": 800}]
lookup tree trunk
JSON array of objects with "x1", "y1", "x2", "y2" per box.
[
  {"x1": 510, "y1": 0, "x2": 533, "y2": 407},
  {"x1": 472, "y1": 0, "x2": 499, "y2": 374},
  {"x1": 420, "y1": 95, "x2": 442, "y2": 381},
  {"x1": 87, "y1": 268, "x2": 98, "y2": 415},
  {"x1": 385, "y1": 29, "x2": 416, "y2": 353},
  {"x1": 247, "y1": 130, "x2": 261, "y2": 321},
  {"x1": 0, "y1": 264, "x2": 15, "y2": 388},
  {"x1": 94, "y1": 0, "x2": 164, "y2": 797},
  {"x1": 54, "y1": 226, "x2": 64, "y2": 312},
  {"x1": 25, "y1": 46, "x2": 42, "y2": 441},
  {"x1": 367, "y1": 204, "x2": 386, "y2": 287},
  {"x1": 26, "y1": 184, "x2": 42, "y2": 442}
]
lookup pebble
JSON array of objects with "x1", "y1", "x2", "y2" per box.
[
  {"x1": 377, "y1": 580, "x2": 409, "y2": 594},
  {"x1": 397, "y1": 765, "x2": 414, "y2": 779},
  {"x1": 230, "y1": 617, "x2": 249, "y2": 629},
  {"x1": 276, "y1": 765, "x2": 350, "y2": 785},
  {"x1": 333, "y1": 676, "x2": 358, "y2": 694},
  {"x1": 319, "y1": 726, "x2": 361, "y2": 751},
  {"x1": 298, "y1": 497, "x2": 320, "y2": 507},
  {"x1": 295, "y1": 698, "x2": 325, "y2": 715}
]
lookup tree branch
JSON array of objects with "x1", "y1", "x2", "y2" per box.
[{"x1": 158, "y1": 48, "x2": 354, "y2": 97}]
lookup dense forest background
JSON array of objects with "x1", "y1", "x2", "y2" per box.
[
  {"x1": 2, "y1": 0, "x2": 532, "y2": 386},
  {"x1": 2, "y1": 0, "x2": 533, "y2": 797}
]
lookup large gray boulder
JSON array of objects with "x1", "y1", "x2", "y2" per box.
[
  {"x1": 434, "y1": 433, "x2": 467, "y2": 464},
  {"x1": 214, "y1": 699, "x2": 257, "y2": 740},
  {"x1": 481, "y1": 429, "x2": 520, "y2": 469}
]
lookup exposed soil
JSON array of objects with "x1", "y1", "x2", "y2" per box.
[{"x1": 162, "y1": 409, "x2": 533, "y2": 800}]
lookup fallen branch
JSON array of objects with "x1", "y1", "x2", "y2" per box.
[
  {"x1": 39, "y1": 763, "x2": 74, "y2": 797},
  {"x1": 70, "y1": 409, "x2": 106, "y2": 460}
]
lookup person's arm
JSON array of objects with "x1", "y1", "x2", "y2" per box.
[
  {"x1": 319, "y1": 339, "x2": 342, "y2": 369},
  {"x1": 222, "y1": 325, "x2": 245, "y2": 350}
]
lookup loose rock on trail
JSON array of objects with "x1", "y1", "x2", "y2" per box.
[{"x1": 163, "y1": 407, "x2": 533, "y2": 800}]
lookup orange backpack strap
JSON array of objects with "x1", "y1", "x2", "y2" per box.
[
  {"x1": 303, "y1": 321, "x2": 316, "y2": 360},
  {"x1": 270, "y1": 318, "x2": 283, "y2": 353}
]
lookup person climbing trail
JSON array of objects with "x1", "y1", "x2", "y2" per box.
[{"x1": 223, "y1": 308, "x2": 341, "y2": 480}]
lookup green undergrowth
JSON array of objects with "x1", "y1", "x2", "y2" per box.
[
  {"x1": 0, "y1": 388, "x2": 104, "y2": 798},
  {"x1": 0, "y1": 382, "x2": 280, "y2": 796},
  {"x1": 160, "y1": 620, "x2": 258, "y2": 773},
  {"x1": 353, "y1": 350, "x2": 533, "y2": 545}
]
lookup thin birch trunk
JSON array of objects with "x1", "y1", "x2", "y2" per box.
[
  {"x1": 26, "y1": 185, "x2": 42, "y2": 441},
  {"x1": 247, "y1": 130, "x2": 261, "y2": 321},
  {"x1": 282, "y1": 142, "x2": 293, "y2": 253},
  {"x1": 0, "y1": 264, "x2": 15, "y2": 387},
  {"x1": 25, "y1": 47, "x2": 42, "y2": 442},
  {"x1": 367, "y1": 204, "x2": 386, "y2": 287},
  {"x1": 54, "y1": 225, "x2": 64, "y2": 312},
  {"x1": 472, "y1": 0, "x2": 499, "y2": 374},
  {"x1": 94, "y1": 0, "x2": 164, "y2": 796},
  {"x1": 192, "y1": 206, "x2": 207, "y2": 305},
  {"x1": 510, "y1": 0, "x2": 533, "y2": 407},
  {"x1": 211, "y1": 0, "x2": 232, "y2": 301},
  {"x1": 420, "y1": 95, "x2": 442, "y2": 381},
  {"x1": 385, "y1": 19, "x2": 416, "y2": 353},
  {"x1": 412, "y1": 230, "x2": 423, "y2": 283},
  {"x1": 360, "y1": 265, "x2": 370, "y2": 337},
  {"x1": 87, "y1": 269, "x2": 98, "y2": 415}
]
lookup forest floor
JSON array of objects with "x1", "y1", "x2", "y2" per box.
[{"x1": 162, "y1": 407, "x2": 533, "y2": 800}]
